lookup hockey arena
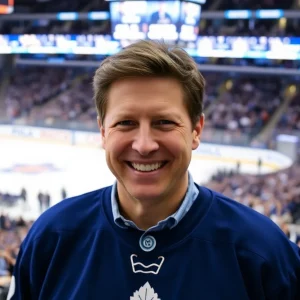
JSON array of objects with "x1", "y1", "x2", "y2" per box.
[{"x1": 0, "y1": 0, "x2": 300, "y2": 298}]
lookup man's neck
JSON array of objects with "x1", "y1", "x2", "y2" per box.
[
  {"x1": 119, "y1": 199, "x2": 177, "y2": 230},
  {"x1": 117, "y1": 180, "x2": 188, "y2": 231}
]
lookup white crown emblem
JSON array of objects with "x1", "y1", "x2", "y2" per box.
[
  {"x1": 130, "y1": 282, "x2": 160, "y2": 300},
  {"x1": 130, "y1": 254, "x2": 165, "y2": 275}
]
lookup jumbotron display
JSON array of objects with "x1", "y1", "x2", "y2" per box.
[
  {"x1": 0, "y1": 0, "x2": 14, "y2": 14},
  {"x1": 110, "y1": 0, "x2": 202, "y2": 42}
]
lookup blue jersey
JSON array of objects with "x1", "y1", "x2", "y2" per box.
[{"x1": 9, "y1": 184, "x2": 300, "y2": 299}]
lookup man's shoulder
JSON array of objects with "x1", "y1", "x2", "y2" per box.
[
  {"x1": 212, "y1": 189, "x2": 277, "y2": 229},
  {"x1": 197, "y1": 187, "x2": 297, "y2": 260},
  {"x1": 27, "y1": 186, "x2": 113, "y2": 241}
]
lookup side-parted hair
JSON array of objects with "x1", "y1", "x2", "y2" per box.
[{"x1": 93, "y1": 40, "x2": 205, "y2": 126}]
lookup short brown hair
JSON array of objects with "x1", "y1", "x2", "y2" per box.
[{"x1": 93, "y1": 40, "x2": 205, "y2": 126}]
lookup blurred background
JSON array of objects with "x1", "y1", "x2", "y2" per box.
[{"x1": 0, "y1": 0, "x2": 300, "y2": 297}]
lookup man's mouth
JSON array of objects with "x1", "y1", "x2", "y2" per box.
[{"x1": 126, "y1": 161, "x2": 168, "y2": 172}]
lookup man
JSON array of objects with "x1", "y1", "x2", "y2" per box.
[{"x1": 8, "y1": 41, "x2": 300, "y2": 299}]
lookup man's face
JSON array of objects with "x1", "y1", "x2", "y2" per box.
[{"x1": 99, "y1": 77, "x2": 204, "y2": 204}]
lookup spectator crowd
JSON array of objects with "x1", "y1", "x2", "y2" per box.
[
  {"x1": 205, "y1": 77, "x2": 282, "y2": 137},
  {"x1": 277, "y1": 92, "x2": 300, "y2": 133},
  {"x1": 206, "y1": 161, "x2": 300, "y2": 243},
  {"x1": 5, "y1": 67, "x2": 77, "y2": 121},
  {"x1": 0, "y1": 214, "x2": 32, "y2": 297}
]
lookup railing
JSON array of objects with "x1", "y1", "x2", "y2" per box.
[
  {"x1": 5, "y1": 117, "x2": 98, "y2": 133},
  {"x1": 200, "y1": 127, "x2": 255, "y2": 147},
  {"x1": 273, "y1": 128, "x2": 300, "y2": 141}
]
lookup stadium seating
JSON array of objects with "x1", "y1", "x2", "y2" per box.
[
  {"x1": 206, "y1": 162, "x2": 300, "y2": 227},
  {"x1": 5, "y1": 66, "x2": 80, "y2": 120},
  {"x1": 205, "y1": 76, "x2": 283, "y2": 136},
  {"x1": 277, "y1": 92, "x2": 300, "y2": 133},
  {"x1": 0, "y1": 214, "x2": 31, "y2": 293}
]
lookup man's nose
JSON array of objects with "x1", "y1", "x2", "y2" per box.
[{"x1": 131, "y1": 125, "x2": 159, "y2": 156}]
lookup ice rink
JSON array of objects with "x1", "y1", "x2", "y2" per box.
[{"x1": 0, "y1": 138, "x2": 275, "y2": 221}]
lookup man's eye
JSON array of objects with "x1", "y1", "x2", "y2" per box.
[
  {"x1": 156, "y1": 120, "x2": 175, "y2": 125},
  {"x1": 116, "y1": 120, "x2": 135, "y2": 126}
]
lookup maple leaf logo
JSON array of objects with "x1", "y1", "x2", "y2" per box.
[{"x1": 130, "y1": 282, "x2": 160, "y2": 300}]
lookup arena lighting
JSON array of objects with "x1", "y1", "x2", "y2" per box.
[
  {"x1": 88, "y1": 11, "x2": 110, "y2": 20},
  {"x1": 224, "y1": 10, "x2": 251, "y2": 19},
  {"x1": 225, "y1": 80, "x2": 233, "y2": 91},
  {"x1": 56, "y1": 12, "x2": 78, "y2": 20},
  {"x1": 288, "y1": 85, "x2": 297, "y2": 95},
  {"x1": 56, "y1": 11, "x2": 110, "y2": 21},
  {"x1": 256, "y1": 9, "x2": 283, "y2": 19}
]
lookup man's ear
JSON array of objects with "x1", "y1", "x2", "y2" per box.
[
  {"x1": 192, "y1": 113, "x2": 205, "y2": 150},
  {"x1": 97, "y1": 116, "x2": 105, "y2": 149}
]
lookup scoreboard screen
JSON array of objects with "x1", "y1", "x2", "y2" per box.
[
  {"x1": 110, "y1": 1, "x2": 182, "y2": 42},
  {"x1": 110, "y1": 0, "x2": 202, "y2": 43},
  {"x1": 0, "y1": 0, "x2": 14, "y2": 14},
  {"x1": 110, "y1": 1, "x2": 148, "y2": 40},
  {"x1": 179, "y1": 1, "x2": 201, "y2": 41},
  {"x1": 110, "y1": 0, "x2": 201, "y2": 42},
  {"x1": 147, "y1": 1, "x2": 181, "y2": 41}
]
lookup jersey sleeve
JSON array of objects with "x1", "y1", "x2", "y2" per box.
[{"x1": 265, "y1": 241, "x2": 300, "y2": 300}]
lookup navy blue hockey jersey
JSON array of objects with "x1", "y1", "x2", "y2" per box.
[{"x1": 8, "y1": 184, "x2": 300, "y2": 299}]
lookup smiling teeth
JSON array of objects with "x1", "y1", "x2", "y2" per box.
[{"x1": 132, "y1": 162, "x2": 163, "y2": 172}]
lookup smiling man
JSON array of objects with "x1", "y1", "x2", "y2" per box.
[
  {"x1": 101, "y1": 76, "x2": 203, "y2": 230},
  {"x1": 9, "y1": 41, "x2": 300, "y2": 300}
]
